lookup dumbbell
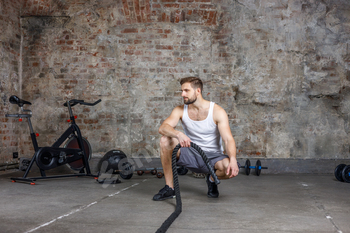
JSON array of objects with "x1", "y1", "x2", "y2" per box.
[
  {"x1": 239, "y1": 159, "x2": 268, "y2": 176},
  {"x1": 136, "y1": 168, "x2": 158, "y2": 176},
  {"x1": 135, "y1": 166, "x2": 188, "y2": 179},
  {"x1": 334, "y1": 164, "x2": 350, "y2": 183}
]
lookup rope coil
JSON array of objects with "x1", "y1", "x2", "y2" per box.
[{"x1": 156, "y1": 142, "x2": 220, "y2": 233}]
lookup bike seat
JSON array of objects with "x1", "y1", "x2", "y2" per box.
[{"x1": 9, "y1": 95, "x2": 32, "y2": 107}]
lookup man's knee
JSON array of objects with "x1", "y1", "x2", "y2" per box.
[
  {"x1": 215, "y1": 158, "x2": 229, "y2": 170},
  {"x1": 215, "y1": 158, "x2": 231, "y2": 178},
  {"x1": 160, "y1": 136, "x2": 171, "y2": 149},
  {"x1": 160, "y1": 136, "x2": 178, "y2": 151}
]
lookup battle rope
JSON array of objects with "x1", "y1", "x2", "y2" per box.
[{"x1": 156, "y1": 142, "x2": 220, "y2": 233}]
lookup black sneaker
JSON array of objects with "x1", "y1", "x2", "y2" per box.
[
  {"x1": 152, "y1": 185, "x2": 175, "y2": 201},
  {"x1": 205, "y1": 174, "x2": 219, "y2": 198}
]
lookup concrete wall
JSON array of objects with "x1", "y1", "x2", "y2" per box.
[{"x1": 1, "y1": 0, "x2": 350, "y2": 166}]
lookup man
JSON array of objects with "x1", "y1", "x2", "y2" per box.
[{"x1": 153, "y1": 77, "x2": 239, "y2": 200}]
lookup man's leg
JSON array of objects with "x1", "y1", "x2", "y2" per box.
[
  {"x1": 204, "y1": 158, "x2": 232, "y2": 198},
  {"x1": 159, "y1": 136, "x2": 180, "y2": 188}
]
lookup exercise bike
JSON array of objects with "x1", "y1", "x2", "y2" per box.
[{"x1": 6, "y1": 95, "x2": 101, "y2": 184}]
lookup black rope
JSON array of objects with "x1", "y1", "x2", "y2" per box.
[{"x1": 156, "y1": 142, "x2": 220, "y2": 233}]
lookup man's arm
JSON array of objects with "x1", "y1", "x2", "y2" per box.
[
  {"x1": 159, "y1": 106, "x2": 191, "y2": 147},
  {"x1": 214, "y1": 105, "x2": 239, "y2": 178}
]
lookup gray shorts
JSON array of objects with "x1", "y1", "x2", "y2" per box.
[{"x1": 177, "y1": 147, "x2": 229, "y2": 174}]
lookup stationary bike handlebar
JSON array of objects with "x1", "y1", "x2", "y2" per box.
[
  {"x1": 5, "y1": 114, "x2": 32, "y2": 118},
  {"x1": 63, "y1": 99, "x2": 101, "y2": 107}
]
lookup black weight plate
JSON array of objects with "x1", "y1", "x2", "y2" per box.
[
  {"x1": 177, "y1": 166, "x2": 189, "y2": 175},
  {"x1": 97, "y1": 149, "x2": 127, "y2": 174},
  {"x1": 255, "y1": 160, "x2": 261, "y2": 176},
  {"x1": 245, "y1": 159, "x2": 251, "y2": 175},
  {"x1": 341, "y1": 165, "x2": 350, "y2": 183},
  {"x1": 334, "y1": 164, "x2": 346, "y2": 182},
  {"x1": 119, "y1": 161, "x2": 134, "y2": 180}
]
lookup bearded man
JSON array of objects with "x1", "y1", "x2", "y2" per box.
[{"x1": 153, "y1": 77, "x2": 239, "y2": 200}]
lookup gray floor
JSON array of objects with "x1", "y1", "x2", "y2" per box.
[{"x1": 0, "y1": 169, "x2": 349, "y2": 233}]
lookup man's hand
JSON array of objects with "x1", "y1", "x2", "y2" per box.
[
  {"x1": 226, "y1": 159, "x2": 239, "y2": 178},
  {"x1": 176, "y1": 132, "x2": 191, "y2": 147}
]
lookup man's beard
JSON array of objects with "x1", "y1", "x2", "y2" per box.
[{"x1": 184, "y1": 96, "x2": 197, "y2": 105}]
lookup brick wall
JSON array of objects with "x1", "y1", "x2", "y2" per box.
[
  {"x1": 0, "y1": 0, "x2": 350, "y2": 164},
  {"x1": 0, "y1": 0, "x2": 22, "y2": 164},
  {"x1": 18, "y1": 0, "x2": 225, "y2": 159}
]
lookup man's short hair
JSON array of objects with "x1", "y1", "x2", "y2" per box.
[{"x1": 180, "y1": 77, "x2": 203, "y2": 93}]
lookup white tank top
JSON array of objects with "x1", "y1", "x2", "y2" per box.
[{"x1": 182, "y1": 102, "x2": 223, "y2": 153}]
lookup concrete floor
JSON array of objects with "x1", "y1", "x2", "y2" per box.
[{"x1": 0, "y1": 169, "x2": 349, "y2": 233}]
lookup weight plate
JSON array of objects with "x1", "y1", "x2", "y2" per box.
[
  {"x1": 341, "y1": 165, "x2": 350, "y2": 183},
  {"x1": 97, "y1": 149, "x2": 130, "y2": 183},
  {"x1": 245, "y1": 159, "x2": 251, "y2": 175},
  {"x1": 334, "y1": 164, "x2": 346, "y2": 182},
  {"x1": 97, "y1": 149, "x2": 127, "y2": 174},
  {"x1": 119, "y1": 161, "x2": 133, "y2": 180},
  {"x1": 255, "y1": 160, "x2": 261, "y2": 176}
]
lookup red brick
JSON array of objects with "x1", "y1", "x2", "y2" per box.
[
  {"x1": 121, "y1": 28, "x2": 138, "y2": 33},
  {"x1": 0, "y1": 118, "x2": 9, "y2": 123},
  {"x1": 162, "y1": 12, "x2": 168, "y2": 22},
  {"x1": 219, "y1": 53, "x2": 231, "y2": 57},
  {"x1": 134, "y1": 0, "x2": 140, "y2": 14},
  {"x1": 57, "y1": 40, "x2": 65, "y2": 45},
  {"x1": 134, "y1": 50, "x2": 143, "y2": 55},
  {"x1": 164, "y1": 4, "x2": 180, "y2": 8},
  {"x1": 156, "y1": 45, "x2": 173, "y2": 50},
  {"x1": 125, "y1": 50, "x2": 134, "y2": 55}
]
